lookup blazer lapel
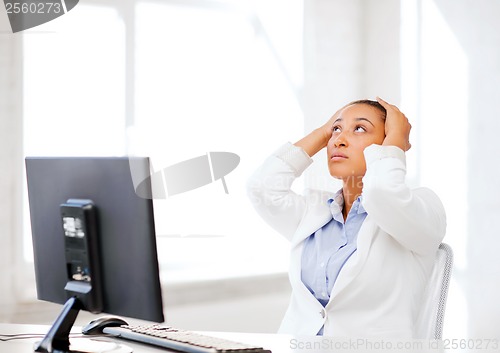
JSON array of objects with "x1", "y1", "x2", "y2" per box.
[
  {"x1": 288, "y1": 200, "x2": 333, "y2": 305},
  {"x1": 328, "y1": 216, "x2": 377, "y2": 301},
  {"x1": 287, "y1": 208, "x2": 333, "y2": 312},
  {"x1": 290, "y1": 189, "x2": 336, "y2": 248},
  {"x1": 290, "y1": 205, "x2": 333, "y2": 248}
]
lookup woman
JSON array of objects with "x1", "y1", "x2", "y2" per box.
[{"x1": 247, "y1": 97, "x2": 446, "y2": 338}]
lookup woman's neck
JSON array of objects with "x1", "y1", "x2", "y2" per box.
[{"x1": 342, "y1": 177, "x2": 363, "y2": 221}]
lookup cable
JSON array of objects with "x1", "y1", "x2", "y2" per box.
[
  {"x1": 0, "y1": 332, "x2": 99, "y2": 342},
  {"x1": 0, "y1": 333, "x2": 46, "y2": 341}
]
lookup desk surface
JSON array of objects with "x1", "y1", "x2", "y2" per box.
[
  {"x1": 0, "y1": 323, "x2": 292, "y2": 353},
  {"x1": 0, "y1": 323, "x2": 484, "y2": 353}
]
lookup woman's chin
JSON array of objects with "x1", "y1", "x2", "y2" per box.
[{"x1": 328, "y1": 172, "x2": 343, "y2": 180}]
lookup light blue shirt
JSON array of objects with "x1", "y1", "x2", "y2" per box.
[{"x1": 301, "y1": 190, "x2": 367, "y2": 309}]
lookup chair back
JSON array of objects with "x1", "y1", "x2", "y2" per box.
[{"x1": 415, "y1": 243, "x2": 453, "y2": 339}]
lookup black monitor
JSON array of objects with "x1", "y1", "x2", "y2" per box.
[{"x1": 25, "y1": 156, "x2": 164, "y2": 353}]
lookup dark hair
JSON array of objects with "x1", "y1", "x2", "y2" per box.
[{"x1": 347, "y1": 99, "x2": 386, "y2": 119}]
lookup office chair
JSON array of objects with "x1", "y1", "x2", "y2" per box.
[{"x1": 415, "y1": 243, "x2": 454, "y2": 340}]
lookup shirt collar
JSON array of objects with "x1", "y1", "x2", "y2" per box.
[
  {"x1": 327, "y1": 189, "x2": 344, "y2": 217},
  {"x1": 327, "y1": 189, "x2": 366, "y2": 219}
]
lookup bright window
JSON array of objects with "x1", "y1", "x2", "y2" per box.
[
  {"x1": 22, "y1": 4, "x2": 126, "y2": 266},
  {"x1": 22, "y1": 1, "x2": 303, "y2": 288},
  {"x1": 133, "y1": 2, "x2": 302, "y2": 282}
]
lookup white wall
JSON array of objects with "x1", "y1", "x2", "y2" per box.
[
  {"x1": 0, "y1": 15, "x2": 23, "y2": 316},
  {"x1": 430, "y1": 0, "x2": 500, "y2": 338}
]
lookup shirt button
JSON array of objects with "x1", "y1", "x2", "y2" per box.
[
  {"x1": 320, "y1": 310, "x2": 326, "y2": 319},
  {"x1": 320, "y1": 262, "x2": 325, "y2": 268}
]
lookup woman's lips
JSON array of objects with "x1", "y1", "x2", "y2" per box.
[{"x1": 330, "y1": 153, "x2": 348, "y2": 161}]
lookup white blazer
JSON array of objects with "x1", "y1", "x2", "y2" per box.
[{"x1": 247, "y1": 143, "x2": 446, "y2": 338}]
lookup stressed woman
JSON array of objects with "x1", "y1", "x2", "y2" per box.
[{"x1": 247, "y1": 98, "x2": 446, "y2": 338}]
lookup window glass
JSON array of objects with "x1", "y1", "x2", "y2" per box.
[
  {"x1": 134, "y1": 2, "x2": 302, "y2": 282},
  {"x1": 22, "y1": 1, "x2": 303, "y2": 283},
  {"x1": 23, "y1": 4, "x2": 126, "y2": 261}
]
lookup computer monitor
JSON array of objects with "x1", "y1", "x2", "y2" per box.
[{"x1": 25, "y1": 156, "x2": 164, "y2": 353}]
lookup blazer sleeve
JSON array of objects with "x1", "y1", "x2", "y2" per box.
[
  {"x1": 361, "y1": 144, "x2": 447, "y2": 255},
  {"x1": 246, "y1": 143, "x2": 313, "y2": 241}
]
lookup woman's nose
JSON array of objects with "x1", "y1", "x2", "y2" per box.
[{"x1": 333, "y1": 133, "x2": 348, "y2": 147}]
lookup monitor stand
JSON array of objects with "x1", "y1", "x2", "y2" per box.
[{"x1": 34, "y1": 297, "x2": 132, "y2": 353}]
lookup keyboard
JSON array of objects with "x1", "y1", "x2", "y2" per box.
[{"x1": 102, "y1": 324, "x2": 272, "y2": 353}]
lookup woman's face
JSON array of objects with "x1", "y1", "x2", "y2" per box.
[{"x1": 326, "y1": 103, "x2": 386, "y2": 181}]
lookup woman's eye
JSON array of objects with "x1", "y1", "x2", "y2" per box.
[
  {"x1": 354, "y1": 126, "x2": 366, "y2": 132},
  {"x1": 332, "y1": 126, "x2": 341, "y2": 133}
]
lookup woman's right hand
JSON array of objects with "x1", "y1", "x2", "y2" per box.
[
  {"x1": 319, "y1": 107, "x2": 345, "y2": 144},
  {"x1": 294, "y1": 107, "x2": 344, "y2": 157}
]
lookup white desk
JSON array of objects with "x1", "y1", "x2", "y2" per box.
[
  {"x1": 1, "y1": 323, "x2": 483, "y2": 353},
  {"x1": 0, "y1": 323, "x2": 289, "y2": 353}
]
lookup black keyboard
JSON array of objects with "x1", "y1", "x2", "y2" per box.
[{"x1": 103, "y1": 324, "x2": 272, "y2": 353}]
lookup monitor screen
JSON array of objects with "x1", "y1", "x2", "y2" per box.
[{"x1": 25, "y1": 156, "x2": 164, "y2": 325}]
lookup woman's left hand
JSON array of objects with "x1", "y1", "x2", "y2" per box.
[{"x1": 376, "y1": 97, "x2": 412, "y2": 151}]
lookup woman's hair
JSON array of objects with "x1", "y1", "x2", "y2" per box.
[{"x1": 347, "y1": 99, "x2": 386, "y2": 119}]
